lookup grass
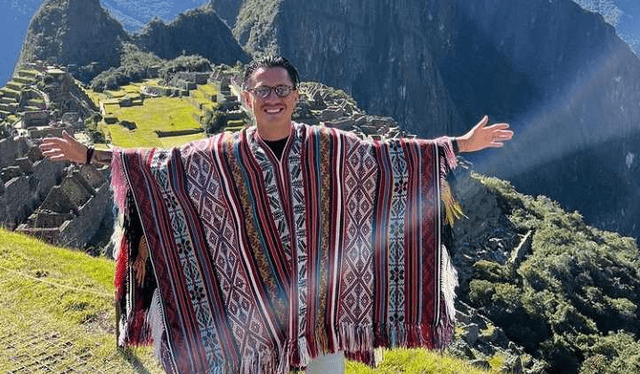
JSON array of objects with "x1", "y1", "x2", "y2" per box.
[
  {"x1": 158, "y1": 133, "x2": 208, "y2": 148},
  {"x1": 486, "y1": 354, "x2": 505, "y2": 370},
  {"x1": 5, "y1": 114, "x2": 19, "y2": 124},
  {"x1": 197, "y1": 83, "x2": 217, "y2": 98},
  {"x1": 17, "y1": 69, "x2": 39, "y2": 78},
  {"x1": 0, "y1": 228, "x2": 162, "y2": 373},
  {"x1": 88, "y1": 80, "x2": 219, "y2": 148},
  {"x1": 0, "y1": 229, "x2": 501, "y2": 374},
  {"x1": 103, "y1": 96, "x2": 205, "y2": 148},
  {"x1": 345, "y1": 348, "x2": 500, "y2": 374},
  {"x1": 1, "y1": 88, "x2": 20, "y2": 99},
  {"x1": 190, "y1": 89, "x2": 216, "y2": 111},
  {"x1": 103, "y1": 81, "x2": 161, "y2": 100}
]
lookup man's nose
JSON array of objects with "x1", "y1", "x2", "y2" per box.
[{"x1": 264, "y1": 89, "x2": 280, "y2": 101}]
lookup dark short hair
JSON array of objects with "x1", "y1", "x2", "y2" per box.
[{"x1": 243, "y1": 56, "x2": 300, "y2": 89}]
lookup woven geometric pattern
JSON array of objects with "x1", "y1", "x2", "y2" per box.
[
  {"x1": 183, "y1": 137, "x2": 279, "y2": 370},
  {"x1": 338, "y1": 135, "x2": 377, "y2": 330},
  {"x1": 387, "y1": 141, "x2": 409, "y2": 332},
  {"x1": 112, "y1": 123, "x2": 458, "y2": 374}
]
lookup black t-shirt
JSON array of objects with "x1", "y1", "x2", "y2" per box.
[{"x1": 263, "y1": 137, "x2": 289, "y2": 160}]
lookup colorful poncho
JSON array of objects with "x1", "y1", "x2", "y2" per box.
[{"x1": 112, "y1": 122, "x2": 459, "y2": 374}]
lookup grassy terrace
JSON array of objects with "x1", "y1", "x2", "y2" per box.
[
  {"x1": 89, "y1": 80, "x2": 216, "y2": 148},
  {"x1": 0, "y1": 229, "x2": 162, "y2": 373},
  {"x1": 17, "y1": 69, "x2": 39, "y2": 78},
  {"x1": 1, "y1": 87, "x2": 21, "y2": 100},
  {"x1": 189, "y1": 88, "x2": 216, "y2": 111},
  {"x1": 346, "y1": 349, "x2": 501, "y2": 374},
  {"x1": 103, "y1": 96, "x2": 205, "y2": 148}
]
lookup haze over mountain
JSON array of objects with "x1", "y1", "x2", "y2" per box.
[
  {"x1": 100, "y1": 0, "x2": 207, "y2": 31},
  {"x1": 132, "y1": 3, "x2": 247, "y2": 65},
  {"x1": 214, "y1": 0, "x2": 640, "y2": 242}
]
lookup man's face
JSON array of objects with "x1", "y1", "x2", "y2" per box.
[{"x1": 242, "y1": 67, "x2": 298, "y2": 139}]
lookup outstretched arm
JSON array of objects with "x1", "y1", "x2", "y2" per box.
[
  {"x1": 39, "y1": 131, "x2": 113, "y2": 165},
  {"x1": 455, "y1": 115, "x2": 513, "y2": 153}
]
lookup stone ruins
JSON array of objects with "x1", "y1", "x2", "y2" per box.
[
  {"x1": 0, "y1": 61, "x2": 407, "y2": 252},
  {"x1": 16, "y1": 163, "x2": 112, "y2": 249},
  {"x1": 295, "y1": 82, "x2": 408, "y2": 140},
  {"x1": 0, "y1": 63, "x2": 111, "y2": 249},
  {"x1": 0, "y1": 136, "x2": 66, "y2": 230}
]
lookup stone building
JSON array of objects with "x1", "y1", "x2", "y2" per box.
[
  {"x1": 0, "y1": 136, "x2": 67, "y2": 229},
  {"x1": 23, "y1": 111, "x2": 50, "y2": 128},
  {"x1": 16, "y1": 164, "x2": 112, "y2": 249}
]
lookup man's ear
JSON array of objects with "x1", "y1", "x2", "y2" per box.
[{"x1": 241, "y1": 91, "x2": 253, "y2": 111}]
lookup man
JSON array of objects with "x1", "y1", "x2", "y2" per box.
[{"x1": 41, "y1": 56, "x2": 512, "y2": 374}]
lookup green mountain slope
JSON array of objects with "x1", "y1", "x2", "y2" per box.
[
  {"x1": 0, "y1": 229, "x2": 163, "y2": 373},
  {"x1": 451, "y1": 172, "x2": 640, "y2": 374}
]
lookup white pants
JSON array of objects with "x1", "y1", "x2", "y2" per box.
[{"x1": 304, "y1": 352, "x2": 345, "y2": 374}]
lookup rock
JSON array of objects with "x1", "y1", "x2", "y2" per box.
[
  {"x1": 464, "y1": 323, "x2": 480, "y2": 345},
  {"x1": 104, "y1": 116, "x2": 118, "y2": 124},
  {"x1": 510, "y1": 230, "x2": 533, "y2": 267},
  {"x1": 119, "y1": 120, "x2": 137, "y2": 130},
  {"x1": 1, "y1": 166, "x2": 22, "y2": 182},
  {"x1": 14, "y1": 157, "x2": 33, "y2": 174},
  {"x1": 502, "y1": 355, "x2": 524, "y2": 374},
  {"x1": 27, "y1": 144, "x2": 44, "y2": 162},
  {"x1": 456, "y1": 310, "x2": 471, "y2": 324},
  {"x1": 470, "y1": 359, "x2": 491, "y2": 370},
  {"x1": 488, "y1": 326, "x2": 509, "y2": 347},
  {"x1": 508, "y1": 341, "x2": 522, "y2": 354},
  {"x1": 447, "y1": 339, "x2": 476, "y2": 360}
]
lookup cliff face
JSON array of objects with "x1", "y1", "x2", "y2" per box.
[
  {"x1": 17, "y1": 0, "x2": 130, "y2": 81},
  {"x1": 225, "y1": 0, "x2": 640, "y2": 240},
  {"x1": 233, "y1": 0, "x2": 462, "y2": 137},
  {"x1": 133, "y1": 3, "x2": 249, "y2": 65},
  {"x1": 449, "y1": 0, "x2": 640, "y2": 239},
  {"x1": 209, "y1": 0, "x2": 245, "y2": 27}
]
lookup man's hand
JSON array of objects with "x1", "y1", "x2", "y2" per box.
[
  {"x1": 39, "y1": 131, "x2": 87, "y2": 163},
  {"x1": 456, "y1": 115, "x2": 513, "y2": 153}
]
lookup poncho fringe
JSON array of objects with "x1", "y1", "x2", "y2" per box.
[{"x1": 113, "y1": 123, "x2": 459, "y2": 374}]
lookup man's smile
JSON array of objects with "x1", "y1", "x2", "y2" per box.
[{"x1": 263, "y1": 106, "x2": 285, "y2": 114}]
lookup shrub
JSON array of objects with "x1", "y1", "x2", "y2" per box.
[
  {"x1": 204, "y1": 111, "x2": 228, "y2": 134},
  {"x1": 159, "y1": 55, "x2": 212, "y2": 79},
  {"x1": 90, "y1": 44, "x2": 164, "y2": 91},
  {"x1": 464, "y1": 176, "x2": 640, "y2": 373},
  {"x1": 84, "y1": 113, "x2": 104, "y2": 143}
]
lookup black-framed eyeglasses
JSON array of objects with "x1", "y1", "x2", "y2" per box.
[{"x1": 248, "y1": 85, "x2": 296, "y2": 99}]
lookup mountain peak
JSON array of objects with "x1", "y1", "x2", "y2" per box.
[
  {"x1": 17, "y1": 0, "x2": 129, "y2": 82},
  {"x1": 133, "y1": 3, "x2": 248, "y2": 65}
]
